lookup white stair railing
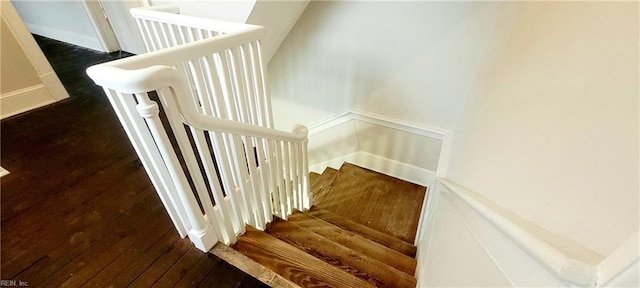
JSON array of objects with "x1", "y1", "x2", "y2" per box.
[{"x1": 86, "y1": 6, "x2": 311, "y2": 252}]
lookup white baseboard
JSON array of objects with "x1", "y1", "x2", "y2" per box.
[
  {"x1": 1, "y1": 84, "x2": 59, "y2": 119},
  {"x1": 25, "y1": 22, "x2": 105, "y2": 52},
  {"x1": 309, "y1": 151, "x2": 435, "y2": 187}
]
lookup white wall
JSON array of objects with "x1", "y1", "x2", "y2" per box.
[
  {"x1": 268, "y1": 1, "x2": 501, "y2": 131},
  {"x1": 11, "y1": 0, "x2": 110, "y2": 52},
  {"x1": 446, "y1": 1, "x2": 638, "y2": 258},
  {"x1": 246, "y1": 0, "x2": 309, "y2": 63},
  {"x1": 268, "y1": 1, "x2": 501, "y2": 185}
]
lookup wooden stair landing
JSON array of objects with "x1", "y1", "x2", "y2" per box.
[
  {"x1": 228, "y1": 163, "x2": 426, "y2": 287},
  {"x1": 314, "y1": 163, "x2": 426, "y2": 244}
]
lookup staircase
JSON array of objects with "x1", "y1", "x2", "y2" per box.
[{"x1": 230, "y1": 163, "x2": 424, "y2": 288}]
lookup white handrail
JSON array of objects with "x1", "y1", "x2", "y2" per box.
[
  {"x1": 87, "y1": 65, "x2": 307, "y2": 142},
  {"x1": 91, "y1": 28, "x2": 265, "y2": 71},
  {"x1": 437, "y1": 178, "x2": 599, "y2": 286}
]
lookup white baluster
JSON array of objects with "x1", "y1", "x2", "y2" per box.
[
  {"x1": 209, "y1": 131, "x2": 244, "y2": 234},
  {"x1": 191, "y1": 128, "x2": 236, "y2": 244},
  {"x1": 254, "y1": 40, "x2": 273, "y2": 128},
  {"x1": 256, "y1": 138, "x2": 272, "y2": 221}
]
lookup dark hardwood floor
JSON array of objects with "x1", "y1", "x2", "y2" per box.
[{"x1": 1, "y1": 35, "x2": 267, "y2": 287}]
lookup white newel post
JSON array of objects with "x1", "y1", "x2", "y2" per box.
[{"x1": 134, "y1": 94, "x2": 218, "y2": 251}]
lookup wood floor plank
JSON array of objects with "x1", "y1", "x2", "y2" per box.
[
  {"x1": 267, "y1": 218, "x2": 417, "y2": 288},
  {"x1": 314, "y1": 163, "x2": 426, "y2": 244},
  {"x1": 152, "y1": 246, "x2": 204, "y2": 287},
  {"x1": 308, "y1": 208, "x2": 417, "y2": 257},
  {"x1": 58, "y1": 207, "x2": 172, "y2": 287},
  {"x1": 196, "y1": 257, "x2": 265, "y2": 288},
  {"x1": 1, "y1": 156, "x2": 140, "y2": 250},
  {"x1": 83, "y1": 223, "x2": 174, "y2": 287},
  {"x1": 377, "y1": 182, "x2": 426, "y2": 243},
  {"x1": 36, "y1": 233, "x2": 123, "y2": 287},
  {"x1": 1, "y1": 171, "x2": 153, "y2": 279},
  {"x1": 287, "y1": 211, "x2": 416, "y2": 275},
  {"x1": 234, "y1": 226, "x2": 376, "y2": 288},
  {"x1": 173, "y1": 251, "x2": 223, "y2": 287},
  {"x1": 104, "y1": 229, "x2": 180, "y2": 288},
  {"x1": 13, "y1": 192, "x2": 158, "y2": 286},
  {"x1": 349, "y1": 178, "x2": 384, "y2": 225},
  {"x1": 0, "y1": 127, "x2": 134, "y2": 222},
  {"x1": 128, "y1": 238, "x2": 194, "y2": 288}
]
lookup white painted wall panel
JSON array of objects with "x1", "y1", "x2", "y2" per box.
[
  {"x1": 446, "y1": 1, "x2": 639, "y2": 257},
  {"x1": 307, "y1": 120, "x2": 358, "y2": 167},
  {"x1": 421, "y1": 193, "x2": 512, "y2": 287},
  {"x1": 354, "y1": 120, "x2": 441, "y2": 171}
]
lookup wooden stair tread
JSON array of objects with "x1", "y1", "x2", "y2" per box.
[
  {"x1": 233, "y1": 226, "x2": 376, "y2": 288},
  {"x1": 267, "y1": 218, "x2": 416, "y2": 288},
  {"x1": 287, "y1": 211, "x2": 417, "y2": 275},
  {"x1": 311, "y1": 167, "x2": 339, "y2": 204},
  {"x1": 308, "y1": 207, "x2": 417, "y2": 257}
]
